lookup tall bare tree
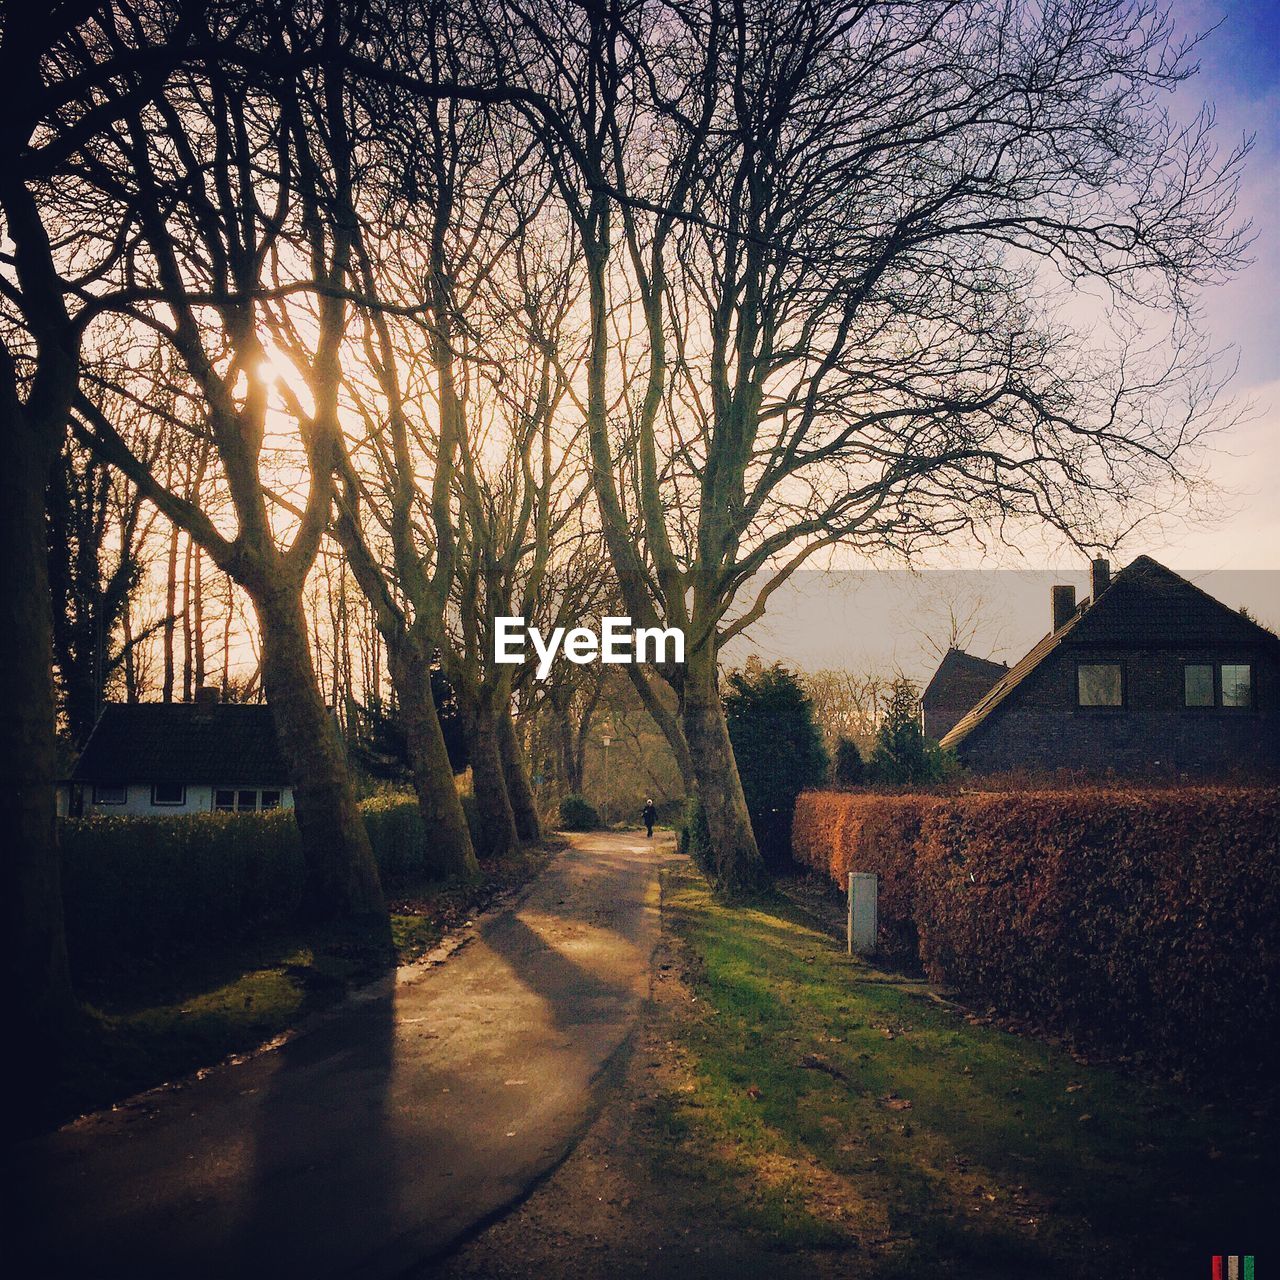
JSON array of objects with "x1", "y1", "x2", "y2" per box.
[
  {"x1": 66, "y1": 1, "x2": 387, "y2": 919},
  {"x1": 0, "y1": 0, "x2": 212, "y2": 1046},
  {"x1": 331, "y1": 50, "x2": 588, "y2": 858},
  {"x1": 47, "y1": 424, "x2": 158, "y2": 747},
  {"x1": 507, "y1": 0, "x2": 1247, "y2": 890}
]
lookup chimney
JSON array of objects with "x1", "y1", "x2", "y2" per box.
[
  {"x1": 1091, "y1": 556, "x2": 1111, "y2": 601},
  {"x1": 1052, "y1": 584, "x2": 1077, "y2": 632},
  {"x1": 193, "y1": 685, "x2": 221, "y2": 706}
]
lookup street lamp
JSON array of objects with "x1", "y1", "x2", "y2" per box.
[{"x1": 599, "y1": 725, "x2": 612, "y2": 826}]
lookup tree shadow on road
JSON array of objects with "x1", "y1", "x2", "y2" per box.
[
  {"x1": 234, "y1": 979, "x2": 400, "y2": 1275},
  {"x1": 483, "y1": 912, "x2": 635, "y2": 1031}
]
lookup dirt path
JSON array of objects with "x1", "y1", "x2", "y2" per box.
[{"x1": 5, "y1": 830, "x2": 672, "y2": 1278}]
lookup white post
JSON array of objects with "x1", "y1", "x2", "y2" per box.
[{"x1": 848, "y1": 872, "x2": 878, "y2": 955}]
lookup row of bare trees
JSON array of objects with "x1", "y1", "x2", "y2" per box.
[{"x1": 3, "y1": 0, "x2": 1247, "y2": 1058}]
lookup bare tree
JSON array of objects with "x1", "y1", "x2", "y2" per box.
[
  {"x1": 330, "y1": 56, "x2": 589, "y2": 858},
  {"x1": 0, "y1": 0, "x2": 209, "y2": 1045},
  {"x1": 801, "y1": 668, "x2": 888, "y2": 756},
  {"x1": 520, "y1": 527, "x2": 618, "y2": 797},
  {"x1": 63, "y1": 1, "x2": 388, "y2": 920},
  {"x1": 507, "y1": 0, "x2": 1247, "y2": 890},
  {"x1": 47, "y1": 420, "x2": 160, "y2": 746}
]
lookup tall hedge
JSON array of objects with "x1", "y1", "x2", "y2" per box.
[
  {"x1": 59, "y1": 795, "x2": 475, "y2": 981},
  {"x1": 60, "y1": 811, "x2": 306, "y2": 979},
  {"x1": 792, "y1": 791, "x2": 939, "y2": 961},
  {"x1": 793, "y1": 786, "x2": 1280, "y2": 1079}
]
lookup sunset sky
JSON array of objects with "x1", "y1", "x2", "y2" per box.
[{"x1": 140, "y1": 1, "x2": 1280, "y2": 689}]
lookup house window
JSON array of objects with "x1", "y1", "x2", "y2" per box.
[
  {"x1": 1221, "y1": 664, "x2": 1253, "y2": 708},
  {"x1": 1184, "y1": 664, "x2": 1215, "y2": 708},
  {"x1": 260, "y1": 790, "x2": 282, "y2": 811},
  {"x1": 1077, "y1": 662, "x2": 1123, "y2": 707},
  {"x1": 152, "y1": 783, "x2": 186, "y2": 806},
  {"x1": 215, "y1": 789, "x2": 264, "y2": 812},
  {"x1": 92, "y1": 784, "x2": 126, "y2": 806},
  {"x1": 1183, "y1": 662, "x2": 1254, "y2": 709}
]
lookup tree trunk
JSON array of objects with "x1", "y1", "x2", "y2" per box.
[
  {"x1": 221, "y1": 573, "x2": 233, "y2": 699},
  {"x1": 498, "y1": 705, "x2": 542, "y2": 842},
  {"x1": 193, "y1": 542, "x2": 205, "y2": 691},
  {"x1": 180, "y1": 531, "x2": 193, "y2": 702},
  {"x1": 2, "y1": 406, "x2": 75, "y2": 1051},
  {"x1": 122, "y1": 603, "x2": 138, "y2": 702},
  {"x1": 162, "y1": 521, "x2": 178, "y2": 702},
  {"x1": 251, "y1": 580, "x2": 386, "y2": 922},
  {"x1": 680, "y1": 652, "x2": 768, "y2": 895},
  {"x1": 387, "y1": 638, "x2": 479, "y2": 879},
  {"x1": 626, "y1": 664, "x2": 695, "y2": 793},
  {"x1": 554, "y1": 703, "x2": 583, "y2": 793},
  {"x1": 461, "y1": 688, "x2": 521, "y2": 859}
]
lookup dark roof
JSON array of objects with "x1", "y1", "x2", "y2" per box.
[
  {"x1": 921, "y1": 648, "x2": 1009, "y2": 742},
  {"x1": 939, "y1": 556, "x2": 1280, "y2": 751},
  {"x1": 1065, "y1": 556, "x2": 1279, "y2": 647},
  {"x1": 71, "y1": 703, "x2": 290, "y2": 786}
]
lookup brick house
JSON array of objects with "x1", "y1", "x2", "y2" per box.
[
  {"x1": 937, "y1": 556, "x2": 1280, "y2": 775},
  {"x1": 922, "y1": 648, "x2": 1009, "y2": 742},
  {"x1": 63, "y1": 688, "x2": 295, "y2": 816}
]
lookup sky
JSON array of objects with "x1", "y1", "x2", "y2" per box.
[
  {"x1": 724, "y1": 2, "x2": 1280, "y2": 681},
  {"x1": 1125, "y1": 0, "x2": 1280, "y2": 570},
  {"x1": 721, "y1": 568, "x2": 1280, "y2": 685},
  {"x1": 167, "y1": 2, "x2": 1280, "y2": 690}
]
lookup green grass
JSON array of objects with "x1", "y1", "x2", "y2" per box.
[
  {"x1": 651, "y1": 862, "x2": 1279, "y2": 1276},
  {"x1": 37, "y1": 842, "x2": 557, "y2": 1136}
]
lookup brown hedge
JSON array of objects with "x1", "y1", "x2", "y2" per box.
[
  {"x1": 793, "y1": 791, "x2": 940, "y2": 960},
  {"x1": 792, "y1": 786, "x2": 1280, "y2": 1078}
]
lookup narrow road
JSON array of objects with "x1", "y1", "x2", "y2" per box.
[{"x1": 6, "y1": 830, "x2": 669, "y2": 1278}]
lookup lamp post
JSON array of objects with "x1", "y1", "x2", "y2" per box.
[{"x1": 600, "y1": 726, "x2": 612, "y2": 826}]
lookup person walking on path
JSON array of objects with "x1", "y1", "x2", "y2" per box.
[{"x1": 642, "y1": 799, "x2": 657, "y2": 839}]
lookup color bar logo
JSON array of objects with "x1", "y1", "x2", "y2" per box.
[{"x1": 1212, "y1": 1259, "x2": 1255, "y2": 1280}]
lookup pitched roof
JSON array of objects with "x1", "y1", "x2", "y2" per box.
[
  {"x1": 924, "y1": 648, "x2": 1009, "y2": 698},
  {"x1": 939, "y1": 556, "x2": 1279, "y2": 751},
  {"x1": 939, "y1": 612, "x2": 1087, "y2": 751},
  {"x1": 1066, "y1": 556, "x2": 1279, "y2": 647},
  {"x1": 71, "y1": 703, "x2": 290, "y2": 786},
  {"x1": 922, "y1": 648, "x2": 1009, "y2": 741}
]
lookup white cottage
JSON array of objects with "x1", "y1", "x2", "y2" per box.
[{"x1": 66, "y1": 688, "x2": 294, "y2": 817}]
